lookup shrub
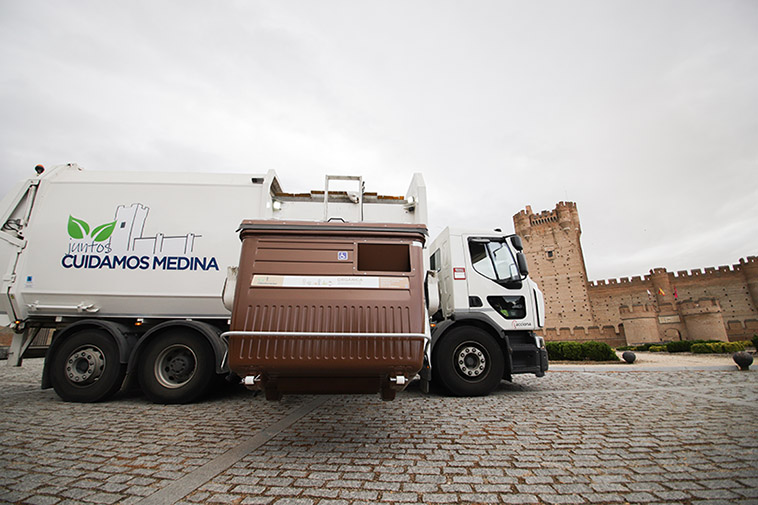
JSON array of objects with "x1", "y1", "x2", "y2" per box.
[
  {"x1": 751, "y1": 334, "x2": 758, "y2": 350},
  {"x1": 561, "y1": 341, "x2": 584, "y2": 361},
  {"x1": 582, "y1": 341, "x2": 618, "y2": 361},
  {"x1": 666, "y1": 340, "x2": 692, "y2": 353},
  {"x1": 649, "y1": 345, "x2": 666, "y2": 352},
  {"x1": 632, "y1": 343, "x2": 663, "y2": 351},
  {"x1": 545, "y1": 341, "x2": 619, "y2": 361},
  {"x1": 545, "y1": 341, "x2": 563, "y2": 361},
  {"x1": 691, "y1": 342, "x2": 745, "y2": 354}
]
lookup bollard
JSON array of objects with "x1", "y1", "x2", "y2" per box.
[{"x1": 733, "y1": 352, "x2": 753, "y2": 371}]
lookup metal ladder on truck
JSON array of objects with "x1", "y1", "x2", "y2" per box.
[{"x1": 323, "y1": 175, "x2": 363, "y2": 222}]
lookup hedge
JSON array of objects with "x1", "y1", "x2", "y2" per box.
[
  {"x1": 546, "y1": 341, "x2": 619, "y2": 361},
  {"x1": 618, "y1": 340, "x2": 725, "y2": 353},
  {"x1": 665, "y1": 340, "x2": 693, "y2": 353},
  {"x1": 752, "y1": 334, "x2": 758, "y2": 350},
  {"x1": 691, "y1": 342, "x2": 745, "y2": 354}
]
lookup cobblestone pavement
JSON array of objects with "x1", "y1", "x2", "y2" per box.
[{"x1": 1, "y1": 359, "x2": 756, "y2": 505}]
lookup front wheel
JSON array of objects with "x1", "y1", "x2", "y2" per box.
[
  {"x1": 49, "y1": 329, "x2": 126, "y2": 402},
  {"x1": 432, "y1": 326, "x2": 505, "y2": 396},
  {"x1": 138, "y1": 331, "x2": 215, "y2": 404}
]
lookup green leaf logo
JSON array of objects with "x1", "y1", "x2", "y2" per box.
[
  {"x1": 67, "y1": 216, "x2": 90, "y2": 239},
  {"x1": 91, "y1": 221, "x2": 117, "y2": 242}
]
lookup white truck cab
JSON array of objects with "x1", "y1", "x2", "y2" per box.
[{"x1": 426, "y1": 227, "x2": 548, "y2": 396}]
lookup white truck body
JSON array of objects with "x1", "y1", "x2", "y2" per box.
[
  {"x1": 0, "y1": 164, "x2": 426, "y2": 325},
  {"x1": 1, "y1": 163, "x2": 545, "y2": 403},
  {"x1": 430, "y1": 227, "x2": 545, "y2": 330},
  {"x1": 426, "y1": 227, "x2": 548, "y2": 395}
]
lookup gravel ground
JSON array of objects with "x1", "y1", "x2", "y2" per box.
[{"x1": 614, "y1": 350, "x2": 751, "y2": 367}]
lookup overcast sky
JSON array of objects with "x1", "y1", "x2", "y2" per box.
[{"x1": 1, "y1": 0, "x2": 756, "y2": 281}]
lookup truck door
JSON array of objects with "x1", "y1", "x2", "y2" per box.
[
  {"x1": 0, "y1": 179, "x2": 39, "y2": 325},
  {"x1": 465, "y1": 237, "x2": 535, "y2": 330}
]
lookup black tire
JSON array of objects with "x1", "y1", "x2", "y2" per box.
[
  {"x1": 432, "y1": 326, "x2": 504, "y2": 396},
  {"x1": 138, "y1": 330, "x2": 215, "y2": 404},
  {"x1": 49, "y1": 329, "x2": 126, "y2": 402}
]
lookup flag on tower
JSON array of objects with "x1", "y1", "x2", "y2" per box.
[
  {"x1": 658, "y1": 288, "x2": 665, "y2": 296},
  {"x1": 673, "y1": 287, "x2": 678, "y2": 299}
]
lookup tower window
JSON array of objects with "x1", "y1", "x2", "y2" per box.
[{"x1": 546, "y1": 250, "x2": 554, "y2": 259}]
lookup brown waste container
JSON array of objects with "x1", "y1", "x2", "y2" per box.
[{"x1": 226, "y1": 220, "x2": 428, "y2": 400}]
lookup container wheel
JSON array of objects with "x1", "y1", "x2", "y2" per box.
[
  {"x1": 49, "y1": 329, "x2": 126, "y2": 402},
  {"x1": 432, "y1": 326, "x2": 504, "y2": 396},
  {"x1": 138, "y1": 330, "x2": 214, "y2": 404}
]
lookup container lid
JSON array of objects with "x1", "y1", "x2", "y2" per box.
[{"x1": 238, "y1": 220, "x2": 427, "y2": 243}]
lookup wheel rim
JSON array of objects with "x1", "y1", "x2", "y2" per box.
[
  {"x1": 454, "y1": 341, "x2": 489, "y2": 381},
  {"x1": 154, "y1": 344, "x2": 197, "y2": 389},
  {"x1": 65, "y1": 345, "x2": 106, "y2": 385}
]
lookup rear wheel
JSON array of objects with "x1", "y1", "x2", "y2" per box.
[
  {"x1": 49, "y1": 329, "x2": 125, "y2": 402},
  {"x1": 433, "y1": 326, "x2": 504, "y2": 396},
  {"x1": 138, "y1": 330, "x2": 215, "y2": 404}
]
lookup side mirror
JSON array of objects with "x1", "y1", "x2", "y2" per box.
[
  {"x1": 516, "y1": 251, "x2": 528, "y2": 276},
  {"x1": 511, "y1": 235, "x2": 523, "y2": 251}
]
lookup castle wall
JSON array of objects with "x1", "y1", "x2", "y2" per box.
[
  {"x1": 588, "y1": 262, "x2": 758, "y2": 342},
  {"x1": 515, "y1": 201, "x2": 758, "y2": 346},
  {"x1": 588, "y1": 277, "x2": 651, "y2": 328},
  {"x1": 538, "y1": 325, "x2": 625, "y2": 348},
  {"x1": 671, "y1": 265, "x2": 756, "y2": 327}
]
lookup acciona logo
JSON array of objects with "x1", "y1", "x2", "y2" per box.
[{"x1": 60, "y1": 203, "x2": 219, "y2": 272}]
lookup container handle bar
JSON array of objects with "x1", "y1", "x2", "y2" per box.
[
  {"x1": 220, "y1": 330, "x2": 430, "y2": 343},
  {"x1": 26, "y1": 302, "x2": 100, "y2": 313}
]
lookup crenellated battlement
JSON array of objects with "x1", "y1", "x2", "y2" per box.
[
  {"x1": 513, "y1": 201, "x2": 581, "y2": 233},
  {"x1": 679, "y1": 298, "x2": 722, "y2": 315},
  {"x1": 589, "y1": 275, "x2": 650, "y2": 288},
  {"x1": 589, "y1": 257, "x2": 755, "y2": 287},
  {"x1": 658, "y1": 302, "x2": 677, "y2": 313},
  {"x1": 540, "y1": 324, "x2": 625, "y2": 347},
  {"x1": 619, "y1": 304, "x2": 657, "y2": 315}
]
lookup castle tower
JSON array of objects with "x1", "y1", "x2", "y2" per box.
[
  {"x1": 111, "y1": 204, "x2": 149, "y2": 253},
  {"x1": 619, "y1": 304, "x2": 660, "y2": 344},
  {"x1": 740, "y1": 256, "x2": 758, "y2": 310},
  {"x1": 679, "y1": 299, "x2": 728, "y2": 342},
  {"x1": 513, "y1": 202, "x2": 594, "y2": 329},
  {"x1": 649, "y1": 267, "x2": 673, "y2": 306}
]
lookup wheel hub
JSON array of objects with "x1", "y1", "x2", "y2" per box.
[
  {"x1": 66, "y1": 346, "x2": 105, "y2": 384},
  {"x1": 456, "y1": 345, "x2": 487, "y2": 378},
  {"x1": 155, "y1": 345, "x2": 197, "y2": 389}
]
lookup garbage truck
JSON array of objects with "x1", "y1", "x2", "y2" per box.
[
  {"x1": 1, "y1": 163, "x2": 546, "y2": 403},
  {"x1": 223, "y1": 222, "x2": 547, "y2": 400}
]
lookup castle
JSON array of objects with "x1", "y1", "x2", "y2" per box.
[
  {"x1": 112, "y1": 203, "x2": 198, "y2": 255},
  {"x1": 513, "y1": 202, "x2": 758, "y2": 346}
]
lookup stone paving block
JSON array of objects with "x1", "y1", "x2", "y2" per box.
[
  {"x1": 539, "y1": 494, "x2": 586, "y2": 504},
  {"x1": 1, "y1": 359, "x2": 757, "y2": 505},
  {"x1": 583, "y1": 492, "x2": 625, "y2": 503},
  {"x1": 500, "y1": 493, "x2": 540, "y2": 504},
  {"x1": 19, "y1": 494, "x2": 61, "y2": 505},
  {"x1": 81, "y1": 491, "x2": 123, "y2": 504}
]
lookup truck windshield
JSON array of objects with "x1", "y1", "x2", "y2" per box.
[{"x1": 469, "y1": 239, "x2": 519, "y2": 283}]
